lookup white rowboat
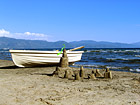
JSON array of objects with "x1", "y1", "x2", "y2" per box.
[{"x1": 9, "y1": 49, "x2": 84, "y2": 67}]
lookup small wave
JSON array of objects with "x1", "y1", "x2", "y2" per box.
[
  {"x1": 3, "y1": 48, "x2": 9, "y2": 50},
  {"x1": 90, "y1": 50, "x2": 102, "y2": 52},
  {"x1": 72, "y1": 64, "x2": 105, "y2": 68},
  {"x1": 89, "y1": 49, "x2": 140, "y2": 53},
  {"x1": 115, "y1": 50, "x2": 140, "y2": 53},
  {"x1": 129, "y1": 69, "x2": 133, "y2": 71},
  {"x1": 135, "y1": 55, "x2": 140, "y2": 57},
  {"x1": 136, "y1": 69, "x2": 140, "y2": 72},
  {"x1": 73, "y1": 64, "x2": 121, "y2": 69},
  {"x1": 130, "y1": 68, "x2": 140, "y2": 72},
  {"x1": 106, "y1": 58, "x2": 133, "y2": 61},
  {"x1": 106, "y1": 66, "x2": 121, "y2": 69},
  {"x1": 0, "y1": 51, "x2": 10, "y2": 52},
  {"x1": 104, "y1": 66, "x2": 140, "y2": 73},
  {"x1": 105, "y1": 58, "x2": 140, "y2": 64},
  {"x1": 87, "y1": 56, "x2": 140, "y2": 64}
]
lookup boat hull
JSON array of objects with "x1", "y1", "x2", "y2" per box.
[{"x1": 9, "y1": 50, "x2": 84, "y2": 67}]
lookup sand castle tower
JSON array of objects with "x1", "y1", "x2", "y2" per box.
[
  {"x1": 90, "y1": 70, "x2": 96, "y2": 80},
  {"x1": 75, "y1": 72, "x2": 81, "y2": 80},
  {"x1": 54, "y1": 48, "x2": 74, "y2": 79},
  {"x1": 59, "y1": 49, "x2": 69, "y2": 67},
  {"x1": 104, "y1": 68, "x2": 112, "y2": 79},
  {"x1": 79, "y1": 66, "x2": 85, "y2": 79},
  {"x1": 95, "y1": 69, "x2": 103, "y2": 77}
]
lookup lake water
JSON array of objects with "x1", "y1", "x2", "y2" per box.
[{"x1": 1, "y1": 48, "x2": 140, "y2": 73}]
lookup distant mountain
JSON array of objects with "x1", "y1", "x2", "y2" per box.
[
  {"x1": 0, "y1": 37, "x2": 139, "y2": 49},
  {"x1": 69, "y1": 40, "x2": 138, "y2": 48},
  {"x1": 132, "y1": 42, "x2": 140, "y2": 46},
  {"x1": 0, "y1": 37, "x2": 73, "y2": 49}
]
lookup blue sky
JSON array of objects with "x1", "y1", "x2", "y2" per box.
[{"x1": 0, "y1": 0, "x2": 140, "y2": 43}]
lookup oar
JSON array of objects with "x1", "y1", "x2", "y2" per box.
[{"x1": 69, "y1": 46, "x2": 84, "y2": 51}]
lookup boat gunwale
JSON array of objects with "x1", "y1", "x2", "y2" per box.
[{"x1": 9, "y1": 50, "x2": 84, "y2": 54}]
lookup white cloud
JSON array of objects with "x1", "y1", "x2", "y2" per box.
[
  {"x1": 0, "y1": 29, "x2": 49, "y2": 41},
  {"x1": 0, "y1": 29, "x2": 10, "y2": 36},
  {"x1": 24, "y1": 32, "x2": 45, "y2": 37}
]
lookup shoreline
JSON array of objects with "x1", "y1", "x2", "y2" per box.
[{"x1": 0, "y1": 60, "x2": 140, "y2": 105}]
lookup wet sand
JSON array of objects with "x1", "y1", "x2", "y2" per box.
[{"x1": 0, "y1": 60, "x2": 140, "y2": 105}]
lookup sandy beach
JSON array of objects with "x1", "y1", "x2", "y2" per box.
[{"x1": 0, "y1": 60, "x2": 140, "y2": 105}]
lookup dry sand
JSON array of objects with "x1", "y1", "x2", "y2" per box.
[{"x1": 0, "y1": 60, "x2": 140, "y2": 105}]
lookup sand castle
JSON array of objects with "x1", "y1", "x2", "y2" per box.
[
  {"x1": 53, "y1": 49, "x2": 113, "y2": 80},
  {"x1": 53, "y1": 49, "x2": 74, "y2": 79}
]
